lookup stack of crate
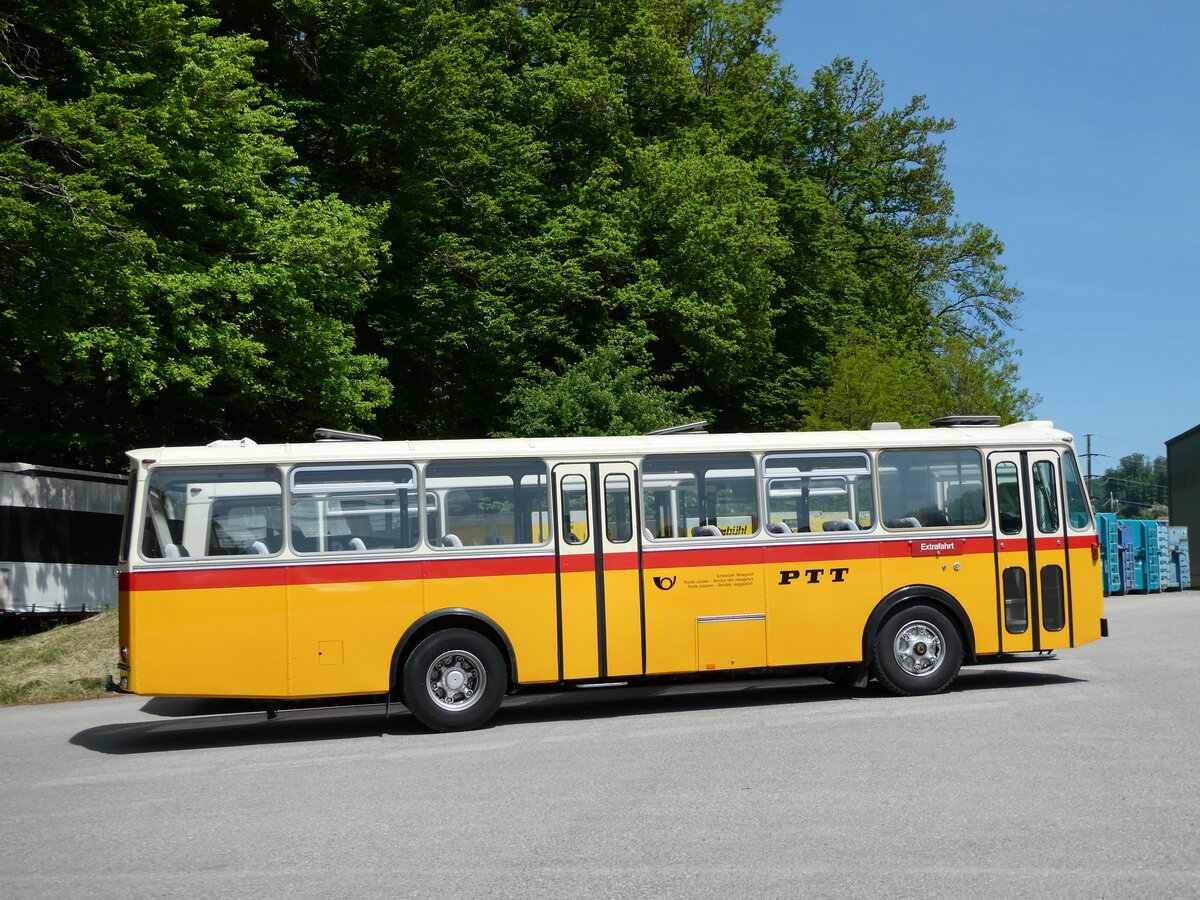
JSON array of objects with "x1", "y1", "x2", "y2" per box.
[
  {"x1": 1094, "y1": 515, "x2": 1190, "y2": 595},
  {"x1": 1095, "y1": 513, "x2": 1123, "y2": 594},
  {"x1": 1161, "y1": 526, "x2": 1191, "y2": 590}
]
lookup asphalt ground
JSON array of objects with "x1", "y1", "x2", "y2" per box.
[{"x1": 2, "y1": 590, "x2": 1198, "y2": 898}]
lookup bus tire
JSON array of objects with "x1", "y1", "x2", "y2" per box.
[
  {"x1": 871, "y1": 604, "x2": 962, "y2": 696},
  {"x1": 401, "y1": 628, "x2": 507, "y2": 732}
]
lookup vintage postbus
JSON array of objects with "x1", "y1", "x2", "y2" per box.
[{"x1": 113, "y1": 419, "x2": 1106, "y2": 730}]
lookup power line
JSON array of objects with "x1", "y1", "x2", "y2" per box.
[{"x1": 1094, "y1": 474, "x2": 1167, "y2": 494}]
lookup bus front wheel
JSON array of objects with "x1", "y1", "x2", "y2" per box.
[
  {"x1": 401, "y1": 628, "x2": 507, "y2": 732},
  {"x1": 871, "y1": 604, "x2": 962, "y2": 696}
]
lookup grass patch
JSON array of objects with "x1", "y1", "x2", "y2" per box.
[{"x1": 0, "y1": 609, "x2": 120, "y2": 706}]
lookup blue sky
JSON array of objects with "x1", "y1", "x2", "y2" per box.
[{"x1": 770, "y1": 0, "x2": 1199, "y2": 468}]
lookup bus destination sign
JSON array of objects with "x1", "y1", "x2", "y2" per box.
[{"x1": 910, "y1": 539, "x2": 964, "y2": 557}]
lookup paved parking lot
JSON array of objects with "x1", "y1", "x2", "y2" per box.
[{"x1": 2, "y1": 591, "x2": 1199, "y2": 898}]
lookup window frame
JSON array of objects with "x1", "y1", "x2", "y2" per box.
[
  {"x1": 877, "y1": 448, "x2": 988, "y2": 531},
  {"x1": 641, "y1": 453, "x2": 759, "y2": 540},
  {"x1": 761, "y1": 451, "x2": 874, "y2": 536},
  {"x1": 138, "y1": 464, "x2": 285, "y2": 563},
  {"x1": 1061, "y1": 450, "x2": 1093, "y2": 532},
  {"x1": 288, "y1": 462, "x2": 420, "y2": 555},
  {"x1": 423, "y1": 458, "x2": 552, "y2": 551}
]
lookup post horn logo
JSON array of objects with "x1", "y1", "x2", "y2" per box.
[{"x1": 653, "y1": 576, "x2": 677, "y2": 591}]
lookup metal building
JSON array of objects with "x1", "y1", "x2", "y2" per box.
[{"x1": 1166, "y1": 424, "x2": 1200, "y2": 588}]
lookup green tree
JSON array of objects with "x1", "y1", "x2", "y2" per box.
[
  {"x1": 799, "y1": 326, "x2": 1037, "y2": 432},
  {"x1": 798, "y1": 328, "x2": 935, "y2": 431},
  {"x1": 219, "y1": 0, "x2": 798, "y2": 439},
  {"x1": 769, "y1": 58, "x2": 1028, "y2": 427},
  {"x1": 1090, "y1": 454, "x2": 1168, "y2": 519},
  {"x1": 4, "y1": 0, "x2": 1037, "y2": 461},
  {"x1": 502, "y1": 340, "x2": 693, "y2": 437},
  {"x1": 0, "y1": 0, "x2": 390, "y2": 468}
]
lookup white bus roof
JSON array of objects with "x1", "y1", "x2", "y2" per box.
[{"x1": 127, "y1": 421, "x2": 1075, "y2": 468}]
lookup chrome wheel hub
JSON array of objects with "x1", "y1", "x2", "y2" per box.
[
  {"x1": 893, "y1": 620, "x2": 945, "y2": 677},
  {"x1": 427, "y1": 651, "x2": 485, "y2": 711}
]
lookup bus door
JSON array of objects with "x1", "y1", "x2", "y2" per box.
[
  {"x1": 552, "y1": 462, "x2": 643, "y2": 680},
  {"x1": 988, "y1": 451, "x2": 1073, "y2": 653}
]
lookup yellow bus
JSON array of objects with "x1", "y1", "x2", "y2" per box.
[{"x1": 113, "y1": 418, "x2": 1106, "y2": 731}]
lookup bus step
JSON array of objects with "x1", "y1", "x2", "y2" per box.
[
  {"x1": 987, "y1": 652, "x2": 1058, "y2": 664},
  {"x1": 574, "y1": 681, "x2": 630, "y2": 689}
]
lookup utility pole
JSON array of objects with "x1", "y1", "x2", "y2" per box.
[
  {"x1": 1082, "y1": 433, "x2": 1096, "y2": 483},
  {"x1": 1080, "y1": 434, "x2": 1104, "y2": 509}
]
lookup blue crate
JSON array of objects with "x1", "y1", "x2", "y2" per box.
[
  {"x1": 1164, "y1": 525, "x2": 1191, "y2": 590},
  {"x1": 1161, "y1": 525, "x2": 1181, "y2": 590},
  {"x1": 1116, "y1": 521, "x2": 1136, "y2": 594},
  {"x1": 1118, "y1": 520, "x2": 1164, "y2": 593},
  {"x1": 1140, "y1": 521, "x2": 1162, "y2": 592},
  {"x1": 1095, "y1": 513, "x2": 1123, "y2": 595}
]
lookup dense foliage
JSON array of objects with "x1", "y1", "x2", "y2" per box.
[
  {"x1": 1089, "y1": 453, "x2": 1169, "y2": 520},
  {"x1": 2, "y1": 0, "x2": 1035, "y2": 468}
]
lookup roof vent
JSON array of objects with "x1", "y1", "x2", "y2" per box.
[
  {"x1": 207, "y1": 437, "x2": 258, "y2": 448},
  {"x1": 930, "y1": 415, "x2": 1001, "y2": 428},
  {"x1": 646, "y1": 421, "x2": 709, "y2": 435},
  {"x1": 313, "y1": 428, "x2": 382, "y2": 442},
  {"x1": 870, "y1": 422, "x2": 902, "y2": 431}
]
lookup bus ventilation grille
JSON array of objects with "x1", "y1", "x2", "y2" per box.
[
  {"x1": 646, "y1": 421, "x2": 709, "y2": 435},
  {"x1": 930, "y1": 416, "x2": 1001, "y2": 428},
  {"x1": 313, "y1": 428, "x2": 383, "y2": 442}
]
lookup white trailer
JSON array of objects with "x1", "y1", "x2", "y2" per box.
[{"x1": 0, "y1": 463, "x2": 125, "y2": 617}]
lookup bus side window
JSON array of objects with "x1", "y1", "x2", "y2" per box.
[
  {"x1": 641, "y1": 454, "x2": 757, "y2": 538},
  {"x1": 604, "y1": 474, "x2": 633, "y2": 543},
  {"x1": 762, "y1": 452, "x2": 874, "y2": 534},
  {"x1": 879, "y1": 449, "x2": 985, "y2": 529},
  {"x1": 290, "y1": 464, "x2": 419, "y2": 554},
  {"x1": 138, "y1": 466, "x2": 283, "y2": 561},
  {"x1": 1032, "y1": 461, "x2": 1060, "y2": 533},
  {"x1": 560, "y1": 474, "x2": 589, "y2": 544},
  {"x1": 1061, "y1": 451, "x2": 1092, "y2": 530},
  {"x1": 425, "y1": 458, "x2": 550, "y2": 548},
  {"x1": 995, "y1": 461, "x2": 1022, "y2": 535}
]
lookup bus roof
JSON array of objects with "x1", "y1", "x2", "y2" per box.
[{"x1": 126, "y1": 420, "x2": 1075, "y2": 468}]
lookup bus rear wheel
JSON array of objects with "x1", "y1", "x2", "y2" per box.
[
  {"x1": 401, "y1": 628, "x2": 507, "y2": 732},
  {"x1": 871, "y1": 604, "x2": 962, "y2": 696}
]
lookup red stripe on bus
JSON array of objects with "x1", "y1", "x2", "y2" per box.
[
  {"x1": 121, "y1": 533, "x2": 1096, "y2": 592},
  {"x1": 640, "y1": 545, "x2": 765, "y2": 569},
  {"x1": 997, "y1": 535, "x2": 1094, "y2": 553},
  {"x1": 603, "y1": 551, "x2": 641, "y2": 571},
  {"x1": 420, "y1": 555, "x2": 554, "y2": 580},
  {"x1": 127, "y1": 554, "x2": 558, "y2": 591},
  {"x1": 558, "y1": 554, "x2": 596, "y2": 575},
  {"x1": 125, "y1": 566, "x2": 291, "y2": 592}
]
